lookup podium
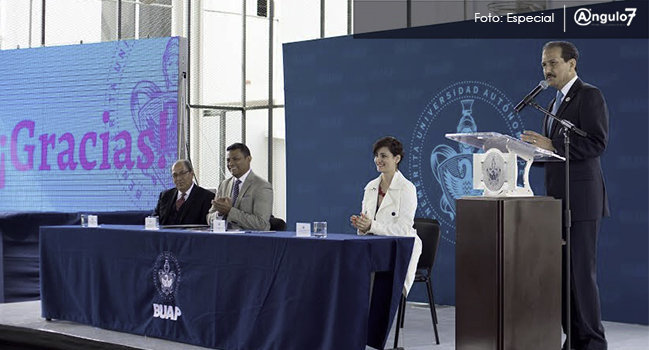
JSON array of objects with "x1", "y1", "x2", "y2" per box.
[
  {"x1": 448, "y1": 132, "x2": 564, "y2": 349},
  {"x1": 456, "y1": 197, "x2": 561, "y2": 350}
]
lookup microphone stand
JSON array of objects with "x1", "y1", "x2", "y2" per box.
[{"x1": 527, "y1": 100, "x2": 587, "y2": 350}]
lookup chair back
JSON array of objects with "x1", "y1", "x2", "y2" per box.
[
  {"x1": 269, "y1": 216, "x2": 287, "y2": 231},
  {"x1": 414, "y1": 218, "x2": 441, "y2": 270}
]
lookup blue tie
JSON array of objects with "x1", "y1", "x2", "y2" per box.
[
  {"x1": 231, "y1": 179, "x2": 242, "y2": 206},
  {"x1": 548, "y1": 90, "x2": 563, "y2": 134}
]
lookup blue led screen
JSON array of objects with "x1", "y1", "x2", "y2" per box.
[{"x1": 0, "y1": 37, "x2": 181, "y2": 211}]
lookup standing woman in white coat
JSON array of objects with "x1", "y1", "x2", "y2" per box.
[{"x1": 350, "y1": 136, "x2": 422, "y2": 295}]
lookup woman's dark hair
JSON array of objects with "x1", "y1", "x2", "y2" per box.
[{"x1": 372, "y1": 136, "x2": 404, "y2": 167}]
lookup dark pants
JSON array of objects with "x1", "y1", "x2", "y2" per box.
[{"x1": 562, "y1": 220, "x2": 607, "y2": 350}]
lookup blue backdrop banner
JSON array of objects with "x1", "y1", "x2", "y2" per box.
[{"x1": 284, "y1": 37, "x2": 648, "y2": 324}]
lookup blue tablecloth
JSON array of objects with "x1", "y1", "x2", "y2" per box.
[{"x1": 40, "y1": 225, "x2": 413, "y2": 350}]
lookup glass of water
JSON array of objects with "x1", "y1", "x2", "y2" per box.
[
  {"x1": 80, "y1": 214, "x2": 88, "y2": 227},
  {"x1": 312, "y1": 221, "x2": 327, "y2": 238}
]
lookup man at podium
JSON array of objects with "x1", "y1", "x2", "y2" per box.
[{"x1": 521, "y1": 41, "x2": 609, "y2": 350}]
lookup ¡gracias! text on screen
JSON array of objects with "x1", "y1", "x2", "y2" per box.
[{"x1": 0, "y1": 110, "x2": 170, "y2": 189}]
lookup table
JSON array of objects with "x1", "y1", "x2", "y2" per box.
[{"x1": 40, "y1": 225, "x2": 413, "y2": 350}]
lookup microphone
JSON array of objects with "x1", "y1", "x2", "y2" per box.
[{"x1": 514, "y1": 80, "x2": 549, "y2": 113}]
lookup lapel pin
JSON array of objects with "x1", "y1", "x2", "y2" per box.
[{"x1": 565, "y1": 97, "x2": 571, "y2": 102}]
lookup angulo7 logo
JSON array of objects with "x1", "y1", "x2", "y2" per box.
[{"x1": 574, "y1": 8, "x2": 637, "y2": 26}]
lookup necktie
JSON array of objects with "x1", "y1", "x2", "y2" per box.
[
  {"x1": 548, "y1": 90, "x2": 563, "y2": 134},
  {"x1": 175, "y1": 192, "x2": 186, "y2": 211},
  {"x1": 231, "y1": 179, "x2": 242, "y2": 206}
]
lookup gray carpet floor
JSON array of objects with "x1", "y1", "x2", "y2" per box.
[
  {"x1": 1, "y1": 300, "x2": 647, "y2": 349},
  {"x1": 380, "y1": 303, "x2": 649, "y2": 350}
]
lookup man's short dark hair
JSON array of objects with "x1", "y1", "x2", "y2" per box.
[
  {"x1": 226, "y1": 143, "x2": 251, "y2": 157},
  {"x1": 175, "y1": 159, "x2": 194, "y2": 172},
  {"x1": 373, "y1": 136, "x2": 404, "y2": 168},
  {"x1": 543, "y1": 41, "x2": 579, "y2": 63}
]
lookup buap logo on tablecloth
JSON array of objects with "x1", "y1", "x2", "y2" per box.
[
  {"x1": 408, "y1": 81, "x2": 524, "y2": 244},
  {"x1": 152, "y1": 251, "x2": 182, "y2": 321}
]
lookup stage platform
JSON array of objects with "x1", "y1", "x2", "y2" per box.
[
  {"x1": 1, "y1": 300, "x2": 647, "y2": 350},
  {"x1": 0, "y1": 300, "x2": 210, "y2": 350}
]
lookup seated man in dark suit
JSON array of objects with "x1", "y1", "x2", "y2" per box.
[{"x1": 154, "y1": 159, "x2": 215, "y2": 226}]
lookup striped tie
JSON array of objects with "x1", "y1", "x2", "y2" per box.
[
  {"x1": 231, "y1": 179, "x2": 242, "y2": 206},
  {"x1": 175, "y1": 192, "x2": 186, "y2": 211}
]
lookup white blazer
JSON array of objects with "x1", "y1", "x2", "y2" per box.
[{"x1": 358, "y1": 171, "x2": 422, "y2": 295}]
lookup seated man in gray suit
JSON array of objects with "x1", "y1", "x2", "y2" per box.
[{"x1": 207, "y1": 143, "x2": 273, "y2": 231}]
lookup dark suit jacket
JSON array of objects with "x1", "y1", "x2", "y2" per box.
[
  {"x1": 154, "y1": 184, "x2": 215, "y2": 225},
  {"x1": 544, "y1": 78, "x2": 610, "y2": 221}
]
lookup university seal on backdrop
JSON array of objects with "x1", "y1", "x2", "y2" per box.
[
  {"x1": 408, "y1": 81, "x2": 524, "y2": 244},
  {"x1": 153, "y1": 251, "x2": 181, "y2": 301}
]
